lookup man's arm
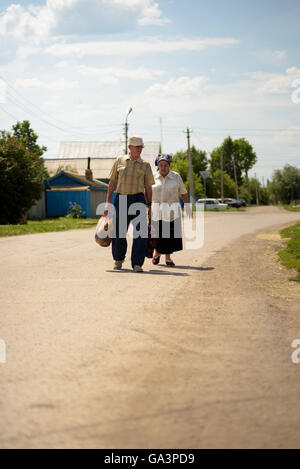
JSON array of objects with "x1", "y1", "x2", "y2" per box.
[
  {"x1": 145, "y1": 185, "x2": 152, "y2": 205},
  {"x1": 145, "y1": 185, "x2": 152, "y2": 218},
  {"x1": 104, "y1": 179, "x2": 117, "y2": 215}
]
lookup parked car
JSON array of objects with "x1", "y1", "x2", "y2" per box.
[
  {"x1": 196, "y1": 198, "x2": 228, "y2": 210},
  {"x1": 239, "y1": 199, "x2": 247, "y2": 207},
  {"x1": 222, "y1": 198, "x2": 243, "y2": 208}
]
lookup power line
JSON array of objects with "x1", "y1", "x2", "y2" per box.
[{"x1": 0, "y1": 75, "x2": 122, "y2": 133}]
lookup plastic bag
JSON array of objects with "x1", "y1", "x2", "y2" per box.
[{"x1": 95, "y1": 215, "x2": 113, "y2": 247}]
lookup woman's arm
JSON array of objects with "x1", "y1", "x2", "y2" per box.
[
  {"x1": 181, "y1": 193, "x2": 189, "y2": 204},
  {"x1": 181, "y1": 193, "x2": 193, "y2": 218}
]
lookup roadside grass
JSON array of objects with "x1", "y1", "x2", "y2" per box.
[
  {"x1": 281, "y1": 204, "x2": 300, "y2": 212},
  {"x1": 279, "y1": 223, "x2": 300, "y2": 282},
  {"x1": 0, "y1": 217, "x2": 98, "y2": 237},
  {"x1": 193, "y1": 207, "x2": 246, "y2": 212}
]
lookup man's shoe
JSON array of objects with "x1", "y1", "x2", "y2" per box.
[
  {"x1": 114, "y1": 260, "x2": 124, "y2": 270},
  {"x1": 133, "y1": 265, "x2": 143, "y2": 273}
]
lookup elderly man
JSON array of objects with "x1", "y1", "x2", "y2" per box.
[{"x1": 105, "y1": 136, "x2": 155, "y2": 273}]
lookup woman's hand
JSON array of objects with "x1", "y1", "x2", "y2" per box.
[{"x1": 185, "y1": 204, "x2": 193, "y2": 219}]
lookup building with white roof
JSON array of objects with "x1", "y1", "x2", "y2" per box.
[{"x1": 44, "y1": 141, "x2": 160, "y2": 180}]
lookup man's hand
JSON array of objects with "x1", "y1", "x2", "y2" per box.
[{"x1": 147, "y1": 205, "x2": 152, "y2": 219}]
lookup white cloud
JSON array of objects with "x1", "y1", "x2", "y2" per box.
[
  {"x1": 109, "y1": 0, "x2": 170, "y2": 25},
  {"x1": 273, "y1": 50, "x2": 287, "y2": 61},
  {"x1": 0, "y1": 0, "x2": 170, "y2": 44},
  {"x1": 55, "y1": 60, "x2": 70, "y2": 68},
  {"x1": 15, "y1": 77, "x2": 80, "y2": 90},
  {"x1": 16, "y1": 46, "x2": 43, "y2": 59},
  {"x1": 76, "y1": 65, "x2": 165, "y2": 84},
  {"x1": 137, "y1": 67, "x2": 300, "y2": 117},
  {"x1": 250, "y1": 67, "x2": 300, "y2": 95},
  {"x1": 146, "y1": 76, "x2": 207, "y2": 97},
  {"x1": 45, "y1": 37, "x2": 239, "y2": 57},
  {"x1": 0, "y1": 3, "x2": 55, "y2": 44},
  {"x1": 254, "y1": 49, "x2": 287, "y2": 65}
]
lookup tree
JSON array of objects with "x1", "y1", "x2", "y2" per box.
[
  {"x1": 210, "y1": 137, "x2": 257, "y2": 186},
  {"x1": 0, "y1": 133, "x2": 48, "y2": 224},
  {"x1": 171, "y1": 146, "x2": 207, "y2": 197},
  {"x1": 239, "y1": 178, "x2": 270, "y2": 205},
  {"x1": 173, "y1": 146, "x2": 208, "y2": 174},
  {"x1": 268, "y1": 165, "x2": 300, "y2": 204},
  {"x1": 11, "y1": 120, "x2": 47, "y2": 157},
  {"x1": 207, "y1": 169, "x2": 236, "y2": 198}
]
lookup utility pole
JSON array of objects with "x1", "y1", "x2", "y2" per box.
[
  {"x1": 246, "y1": 170, "x2": 250, "y2": 204},
  {"x1": 124, "y1": 107, "x2": 133, "y2": 154},
  {"x1": 232, "y1": 156, "x2": 239, "y2": 200},
  {"x1": 220, "y1": 150, "x2": 224, "y2": 203},
  {"x1": 159, "y1": 117, "x2": 163, "y2": 154},
  {"x1": 255, "y1": 173, "x2": 259, "y2": 206},
  {"x1": 184, "y1": 128, "x2": 195, "y2": 206},
  {"x1": 124, "y1": 121, "x2": 129, "y2": 155}
]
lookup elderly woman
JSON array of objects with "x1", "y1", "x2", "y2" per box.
[{"x1": 151, "y1": 154, "x2": 191, "y2": 266}]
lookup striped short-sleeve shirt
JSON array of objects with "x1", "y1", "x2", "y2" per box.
[{"x1": 109, "y1": 155, "x2": 155, "y2": 195}]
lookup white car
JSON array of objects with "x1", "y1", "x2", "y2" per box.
[{"x1": 195, "y1": 198, "x2": 228, "y2": 210}]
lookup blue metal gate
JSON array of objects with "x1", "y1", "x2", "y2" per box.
[{"x1": 46, "y1": 190, "x2": 90, "y2": 217}]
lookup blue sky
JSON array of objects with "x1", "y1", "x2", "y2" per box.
[{"x1": 0, "y1": 0, "x2": 299, "y2": 181}]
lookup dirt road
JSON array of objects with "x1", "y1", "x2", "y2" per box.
[{"x1": 1, "y1": 206, "x2": 300, "y2": 448}]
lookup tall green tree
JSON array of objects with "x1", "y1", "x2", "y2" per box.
[
  {"x1": 0, "y1": 126, "x2": 48, "y2": 224},
  {"x1": 12, "y1": 120, "x2": 47, "y2": 157},
  {"x1": 171, "y1": 146, "x2": 207, "y2": 197},
  {"x1": 173, "y1": 146, "x2": 208, "y2": 174},
  {"x1": 207, "y1": 169, "x2": 236, "y2": 198},
  {"x1": 210, "y1": 137, "x2": 257, "y2": 186},
  {"x1": 268, "y1": 165, "x2": 300, "y2": 204},
  {"x1": 239, "y1": 178, "x2": 270, "y2": 205}
]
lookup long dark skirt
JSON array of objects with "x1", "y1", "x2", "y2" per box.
[{"x1": 152, "y1": 217, "x2": 183, "y2": 255}]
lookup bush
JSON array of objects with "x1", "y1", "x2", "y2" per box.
[
  {"x1": 0, "y1": 134, "x2": 47, "y2": 224},
  {"x1": 67, "y1": 202, "x2": 86, "y2": 219}
]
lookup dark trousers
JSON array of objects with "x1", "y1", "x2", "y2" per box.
[{"x1": 112, "y1": 193, "x2": 148, "y2": 268}]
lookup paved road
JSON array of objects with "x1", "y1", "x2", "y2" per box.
[{"x1": 0, "y1": 206, "x2": 300, "y2": 448}]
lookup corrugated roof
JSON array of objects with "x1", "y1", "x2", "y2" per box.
[
  {"x1": 57, "y1": 141, "x2": 160, "y2": 171},
  {"x1": 63, "y1": 171, "x2": 108, "y2": 188},
  {"x1": 58, "y1": 141, "x2": 124, "y2": 159},
  {"x1": 44, "y1": 158, "x2": 116, "y2": 179}
]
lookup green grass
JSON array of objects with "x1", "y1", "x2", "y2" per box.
[
  {"x1": 0, "y1": 217, "x2": 98, "y2": 237},
  {"x1": 193, "y1": 207, "x2": 246, "y2": 212},
  {"x1": 281, "y1": 204, "x2": 300, "y2": 212},
  {"x1": 279, "y1": 223, "x2": 300, "y2": 282}
]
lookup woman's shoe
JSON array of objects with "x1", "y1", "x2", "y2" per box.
[
  {"x1": 152, "y1": 256, "x2": 160, "y2": 265},
  {"x1": 166, "y1": 260, "x2": 175, "y2": 267}
]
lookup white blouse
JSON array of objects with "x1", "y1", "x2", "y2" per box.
[{"x1": 152, "y1": 170, "x2": 188, "y2": 221}]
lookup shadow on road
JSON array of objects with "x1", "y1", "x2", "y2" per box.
[
  {"x1": 106, "y1": 269, "x2": 190, "y2": 276},
  {"x1": 168, "y1": 265, "x2": 215, "y2": 271}
]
